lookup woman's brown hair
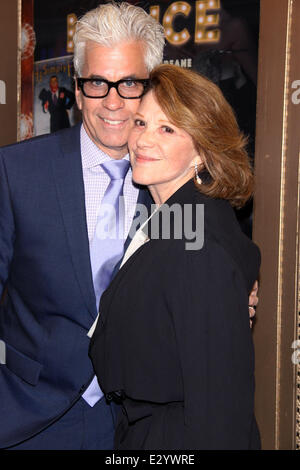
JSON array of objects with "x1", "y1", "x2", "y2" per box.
[{"x1": 148, "y1": 64, "x2": 253, "y2": 208}]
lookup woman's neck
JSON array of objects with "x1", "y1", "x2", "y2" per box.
[{"x1": 148, "y1": 171, "x2": 194, "y2": 206}]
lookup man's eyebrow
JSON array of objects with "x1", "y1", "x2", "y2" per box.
[
  {"x1": 121, "y1": 75, "x2": 143, "y2": 80},
  {"x1": 85, "y1": 74, "x2": 144, "y2": 80},
  {"x1": 86, "y1": 74, "x2": 105, "y2": 79}
]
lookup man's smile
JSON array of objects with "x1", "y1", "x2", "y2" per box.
[{"x1": 99, "y1": 116, "x2": 128, "y2": 126}]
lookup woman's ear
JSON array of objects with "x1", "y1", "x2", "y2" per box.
[
  {"x1": 193, "y1": 154, "x2": 203, "y2": 167},
  {"x1": 193, "y1": 154, "x2": 205, "y2": 185}
]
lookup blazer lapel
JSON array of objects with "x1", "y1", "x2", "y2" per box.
[
  {"x1": 51, "y1": 124, "x2": 97, "y2": 321},
  {"x1": 110, "y1": 186, "x2": 153, "y2": 277},
  {"x1": 123, "y1": 185, "x2": 153, "y2": 253}
]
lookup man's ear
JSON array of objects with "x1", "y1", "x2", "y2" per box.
[{"x1": 75, "y1": 80, "x2": 83, "y2": 111}]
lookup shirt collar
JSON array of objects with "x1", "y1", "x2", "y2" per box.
[{"x1": 80, "y1": 124, "x2": 129, "y2": 169}]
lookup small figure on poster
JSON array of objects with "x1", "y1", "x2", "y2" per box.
[{"x1": 38, "y1": 75, "x2": 75, "y2": 132}]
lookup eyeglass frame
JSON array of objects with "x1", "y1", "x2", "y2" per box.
[{"x1": 76, "y1": 77, "x2": 150, "y2": 99}]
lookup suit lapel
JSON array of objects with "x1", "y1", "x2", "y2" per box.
[{"x1": 51, "y1": 124, "x2": 97, "y2": 321}]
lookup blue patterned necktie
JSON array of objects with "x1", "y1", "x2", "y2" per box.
[{"x1": 90, "y1": 158, "x2": 130, "y2": 312}]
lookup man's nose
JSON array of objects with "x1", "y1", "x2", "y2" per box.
[{"x1": 102, "y1": 87, "x2": 125, "y2": 110}]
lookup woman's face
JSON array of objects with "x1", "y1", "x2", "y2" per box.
[{"x1": 128, "y1": 91, "x2": 201, "y2": 203}]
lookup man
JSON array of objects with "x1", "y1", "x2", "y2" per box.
[
  {"x1": 0, "y1": 2, "x2": 257, "y2": 450},
  {"x1": 0, "y1": 2, "x2": 164, "y2": 450},
  {"x1": 39, "y1": 75, "x2": 75, "y2": 132}
]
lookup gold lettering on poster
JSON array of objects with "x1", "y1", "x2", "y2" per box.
[
  {"x1": 0, "y1": 80, "x2": 6, "y2": 105},
  {"x1": 149, "y1": 5, "x2": 160, "y2": 22},
  {"x1": 195, "y1": 0, "x2": 220, "y2": 43},
  {"x1": 163, "y1": 2, "x2": 191, "y2": 45},
  {"x1": 67, "y1": 13, "x2": 77, "y2": 53},
  {"x1": 35, "y1": 63, "x2": 73, "y2": 83},
  {"x1": 66, "y1": 2, "x2": 221, "y2": 51}
]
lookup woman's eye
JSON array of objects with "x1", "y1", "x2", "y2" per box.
[
  {"x1": 134, "y1": 119, "x2": 145, "y2": 127},
  {"x1": 162, "y1": 126, "x2": 174, "y2": 134}
]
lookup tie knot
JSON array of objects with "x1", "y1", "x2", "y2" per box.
[{"x1": 101, "y1": 159, "x2": 130, "y2": 180}]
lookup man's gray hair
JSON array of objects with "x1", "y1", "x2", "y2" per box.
[{"x1": 73, "y1": 2, "x2": 165, "y2": 76}]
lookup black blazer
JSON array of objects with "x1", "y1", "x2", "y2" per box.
[{"x1": 90, "y1": 178, "x2": 261, "y2": 450}]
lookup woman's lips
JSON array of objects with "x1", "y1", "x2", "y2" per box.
[{"x1": 135, "y1": 154, "x2": 159, "y2": 163}]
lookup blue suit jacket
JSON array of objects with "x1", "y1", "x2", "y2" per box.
[{"x1": 0, "y1": 123, "x2": 151, "y2": 448}]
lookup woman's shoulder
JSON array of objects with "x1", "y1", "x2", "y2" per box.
[
  {"x1": 199, "y1": 197, "x2": 260, "y2": 293},
  {"x1": 163, "y1": 180, "x2": 260, "y2": 291}
]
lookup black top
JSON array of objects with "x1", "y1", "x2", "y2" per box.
[{"x1": 90, "y1": 178, "x2": 261, "y2": 450}]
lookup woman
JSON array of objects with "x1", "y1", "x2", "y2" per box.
[{"x1": 90, "y1": 65, "x2": 261, "y2": 450}]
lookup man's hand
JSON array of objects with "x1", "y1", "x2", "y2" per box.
[{"x1": 249, "y1": 280, "x2": 258, "y2": 328}]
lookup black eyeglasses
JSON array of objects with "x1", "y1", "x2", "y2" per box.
[{"x1": 76, "y1": 77, "x2": 150, "y2": 99}]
